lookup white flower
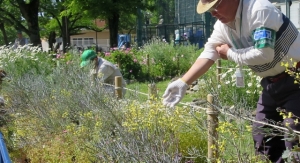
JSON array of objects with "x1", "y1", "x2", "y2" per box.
[
  {"x1": 225, "y1": 81, "x2": 230, "y2": 84},
  {"x1": 198, "y1": 79, "x2": 205, "y2": 85},
  {"x1": 231, "y1": 74, "x2": 235, "y2": 79},
  {"x1": 256, "y1": 76, "x2": 262, "y2": 81},
  {"x1": 246, "y1": 90, "x2": 251, "y2": 94},
  {"x1": 227, "y1": 68, "x2": 233, "y2": 73},
  {"x1": 217, "y1": 84, "x2": 221, "y2": 89},
  {"x1": 221, "y1": 73, "x2": 227, "y2": 79},
  {"x1": 247, "y1": 83, "x2": 253, "y2": 87}
]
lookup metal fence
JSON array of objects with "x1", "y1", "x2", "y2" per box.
[
  {"x1": 141, "y1": 21, "x2": 205, "y2": 48},
  {"x1": 135, "y1": 0, "x2": 218, "y2": 48},
  {"x1": 174, "y1": 0, "x2": 204, "y2": 24}
]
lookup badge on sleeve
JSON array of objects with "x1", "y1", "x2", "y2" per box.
[{"x1": 252, "y1": 27, "x2": 276, "y2": 49}]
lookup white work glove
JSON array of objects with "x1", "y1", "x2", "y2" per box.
[{"x1": 162, "y1": 78, "x2": 189, "y2": 107}]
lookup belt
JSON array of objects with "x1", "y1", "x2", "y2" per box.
[
  {"x1": 267, "y1": 61, "x2": 300, "y2": 83},
  {"x1": 268, "y1": 72, "x2": 288, "y2": 83}
]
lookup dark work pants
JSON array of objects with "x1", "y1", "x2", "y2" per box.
[{"x1": 253, "y1": 73, "x2": 300, "y2": 163}]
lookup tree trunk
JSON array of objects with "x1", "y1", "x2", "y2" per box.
[
  {"x1": 108, "y1": 13, "x2": 120, "y2": 48},
  {"x1": 0, "y1": 23, "x2": 9, "y2": 45},
  {"x1": 48, "y1": 31, "x2": 56, "y2": 52},
  {"x1": 17, "y1": 0, "x2": 41, "y2": 46},
  {"x1": 62, "y1": 16, "x2": 70, "y2": 53}
]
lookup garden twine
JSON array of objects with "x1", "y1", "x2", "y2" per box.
[{"x1": 102, "y1": 81, "x2": 300, "y2": 135}]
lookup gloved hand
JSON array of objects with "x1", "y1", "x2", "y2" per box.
[{"x1": 162, "y1": 78, "x2": 189, "y2": 107}]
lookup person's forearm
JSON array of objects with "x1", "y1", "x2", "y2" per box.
[{"x1": 181, "y1": 58, "x2": 215, "y2": 85}]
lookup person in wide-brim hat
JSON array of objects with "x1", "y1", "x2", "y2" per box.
[
  {"x1": 197, "y1": 0, "x2": 219, "y2": 14},
  {"x1": 163, "y1": 0, "x2": 300, "y2": 162}
]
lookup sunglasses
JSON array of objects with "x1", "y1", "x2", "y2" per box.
[{"x1": 207, "y1": 0, "x2": 223, "y2": 12}]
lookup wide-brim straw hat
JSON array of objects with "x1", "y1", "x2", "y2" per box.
[{"x1": 197, "y1": 0, "x2": 218, "y2": 14}]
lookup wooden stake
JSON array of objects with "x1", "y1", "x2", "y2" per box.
[
  {"x1": 207, "y1": 94, "x2": 219, "y2": 163},
  {"x1": 115, "y1": 76, "x2": 122, "y2": 99}
]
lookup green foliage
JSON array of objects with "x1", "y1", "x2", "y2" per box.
[
  {"x1": 0, "y1": 46, "x2": 55, "y2": 78},
  {"x1": 103, "y1": 48, "x2": 144, "y2": 80},
  {"x1": 137, "y1": 39, "x2": 202, "y2": 79},
  {"x1": 122, "y1": 100, "x2": 207, "y2": 162},
  {"x1": 198, "y1": 63, "x2": 262, "y2": 109},
  {"x1": 0, "y1": 44, "x2": 284, "y2": 163},
  {"x1": 0, "y1": 27, "x2": 16, "y2": 45}
]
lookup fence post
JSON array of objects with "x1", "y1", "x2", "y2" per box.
[
  {"x1": 217, "y1": 59, "x2": 221, "y2": 83},
  {"x1": 176, "y1": 54, "x2": 180, "y2": 76},
  {"x1": 147, "y1": 54, "x2": 150, "y2": 80},
  {"x1": 148, "y1": 83, "x2": 157, "y2": 100},
  {"x1": 207, "y1": 94, "x2": 219, "y2": 163},
  {"x1": 117, "y1": 58, "x2": 121, "y2": 69},
  {"x1": 115, "y1": 76, "x2": 123, "y2": 99}
]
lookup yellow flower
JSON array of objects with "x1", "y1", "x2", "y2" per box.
[
  {"x1": 295, "y1": 119, "x2": 299, "y2": 125},
  {"x1": 246, "y1": 125, "x2": 252, "y2": 132},
  {"x1": 293, "y1": 62, "x2": 298, "y2": 67},
  {"x1": 288, "y1": 112, "x2": 293, "y2": 118},
  {"x1": 210, "y1": 145, "x2": 216, "y2": 149},
  {"x1": 62, "y1": 112, "x2": 69, "y2": 118},
  {"x1": 284, "y1": 62, "x2": 289, "y2": 68}
]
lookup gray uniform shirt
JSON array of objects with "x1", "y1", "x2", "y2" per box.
[{"x1": 93, "y1": 58, "x2": 126, "y2": 95}]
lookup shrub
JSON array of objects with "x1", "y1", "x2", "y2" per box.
[
  {"x1": 137, "y1": 39, "x2": 202, "y2": 80},
  {"x1": 103, "y1": 48, "x2": 144, "y2": 80},
  {"x1": 0, "y1": 44, "x2": 277, "y2": 163}
]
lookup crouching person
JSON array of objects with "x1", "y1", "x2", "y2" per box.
[{"x1": 80, "y1": 49, "x2": 126, "y2": 97}]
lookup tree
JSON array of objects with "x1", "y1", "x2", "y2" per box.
[
  {"x1": 0, "y1": 0, "x2": 24, "y2": 45},
  {"x1": 0, "y1": 0, "x2": 41, "y2": 46},
  {"x1": 67, "y1": 0, "x2": 154, "y2": 47},
  {"x1": 17, "y1": 0, "x2": 41, "y2": 45},
  {"x1": 39, "y1": 0, "x2": 106, "y2": 52},
  {"x1": 156, "y1": 0, "x2": 175, "y2": 25}
]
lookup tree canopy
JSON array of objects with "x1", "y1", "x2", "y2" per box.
[
  {"x1": 66, "y1": 0, "x2": 155, "y2": 47},
  {"x1": 0, "y1": 0, "x2": 174, "y2": 49}
]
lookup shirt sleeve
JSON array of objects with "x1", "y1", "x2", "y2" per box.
[
  {"x1": 227, "y1": 8, "x2": 283, "y2": 65},
  {"x1": 98, "y1": 65, "x2": 114, "y2": 82},
  {"x1": 198, "y1": 21, "x2": 227, "y2": 61}
]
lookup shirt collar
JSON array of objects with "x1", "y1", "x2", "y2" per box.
[
  {"x1": 225, "y1": 0, "x2": 243, "y2": 29},
  {"x1": 235, "y1": 0, "x2": 243, "y2": 19}
]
